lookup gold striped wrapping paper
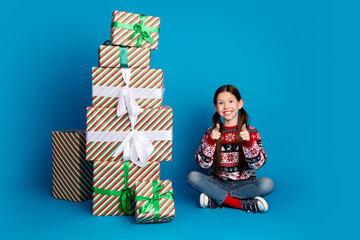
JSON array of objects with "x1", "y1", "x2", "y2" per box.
[
  {"x1": 86, "y1": 106, "x2": 173, "y2": 162},
  {"x1": 52, "y1": 130, "x2": 93, "y2": 202},
  {"x1": 93, "y1": 161, "x2": 160, "y2": 216}
]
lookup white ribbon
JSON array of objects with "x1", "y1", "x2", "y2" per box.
[
  {"x1": 92, "y1": 85, "x2": 164, "y2": 98},
  {"x1": 112, "y1": 130, "x2": 154, "y2": 167},
  {"x1": 117, "y1": 86, "x2": 143, "y2": 127},
  {"x1": 117, "y1": 68, "x2": 142, "y2": 127},
  {"x1": 86, "y1": 130, "x2": 173, "y2": 142},
  {"x1": 86, "y1": 129, "x2": 173, "y2": 168}
]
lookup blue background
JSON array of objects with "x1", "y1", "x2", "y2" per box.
[{"x1": 1, "y1": 0, "x2": 359, "y2": 239}]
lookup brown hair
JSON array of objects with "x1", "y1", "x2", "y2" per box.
[{"x1": 212, "y1": 85, "x2": 249, "y2": 178}]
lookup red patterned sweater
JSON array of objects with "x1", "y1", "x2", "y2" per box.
[{"x1": 195, "y1": 125, "x2": 267, "y2": 181}]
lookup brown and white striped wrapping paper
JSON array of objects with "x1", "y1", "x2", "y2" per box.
[
  {"x1": 52, "y1": 130, "x2": 93, "y2": 202},
  {"x1": 93, "y1": 161, "x2": 160, "y2": 216},
  {"x1": 86, "y1": 107, "x2": 173, "y2": 164}
]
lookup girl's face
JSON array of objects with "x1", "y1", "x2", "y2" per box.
[{"x1": 214, "y1": 91, "x2": 243, "y2": 126}]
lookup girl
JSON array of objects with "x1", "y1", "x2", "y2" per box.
[{"x1": 187, "y1": 85, "x2": 274, "y2": 213}]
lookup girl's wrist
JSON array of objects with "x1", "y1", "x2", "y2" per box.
[{"x1": 241, "y1": 139, "x2": 254, "y2": 146}]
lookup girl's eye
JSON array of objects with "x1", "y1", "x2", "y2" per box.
[
  {"x1": 218, "y1": 102, "x2": 223, "y2": 105},
  {"x1": 229, "y1": 100, "x2": 233, "y2": 103}
]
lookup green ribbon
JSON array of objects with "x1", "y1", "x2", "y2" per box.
[
  {"x1": 135, "y1": 181, "x2": 174, "y2": 223},
  {"x1": 93, "y1": 161, "x2": 134, "y2": 215},
  {"x1": 111, "y1": 14, "x2": 160, "y2": 47},
  {"x1": 103, "y1": 40, "x2": 128, "y2": 68}
]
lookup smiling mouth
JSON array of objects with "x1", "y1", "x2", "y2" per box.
[{"x1": 223, "y1": 110, "x2": 233, "y2": 116}]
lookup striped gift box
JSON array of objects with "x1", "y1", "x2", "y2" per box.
[
  {"x1": 92, "y1": 67, "x2": 164, "y2": 109},
  {"x1": 99, "y1": 44, "x2": 151, "y2": 68},
  {"x1": 52, "y1": 130, "x2": 93, "y2": 202},
  {"x1": 110, "y1": 11, "x2": 160, "y2": 49},
  {"x1": 86, "y1": 107, "x2": 173, "y2": 162},
  {"x1": 93, "y1": 161, "x2": 160, "y2": 216},
  {"x1": 135, "y1": 180, "x2": 175, "y2": 223}
]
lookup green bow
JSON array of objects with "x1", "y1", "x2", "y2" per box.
[
  {"x1": 111, "y1": 14, "x2": 160, "y2": 47},
  {"x1": 135, "y1": 181, "x2": 174, "y2": 222},
  {"x1": 93, "y1": 161, "x2": 134, "y2": 215}
]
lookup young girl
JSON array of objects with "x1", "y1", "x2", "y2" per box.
[{"x1": 187, "y1": 85, "x2": 274, "y2": 213}]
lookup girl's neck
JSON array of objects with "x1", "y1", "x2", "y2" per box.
[
  {"x1": 223, "y1": 119, "x2": 238, "y2": 127},
  {"x1": 223, "y1": 124, "x2": 237, "y2": 129}
]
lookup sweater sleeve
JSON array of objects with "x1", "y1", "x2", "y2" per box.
[
  {"x1": 242, "y1": 127, "x2": 267, "y2": 170},
  {"x1": 195, "y1": 128, "x2": 217, "y2": 169}
]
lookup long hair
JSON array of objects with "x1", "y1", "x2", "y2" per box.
[{"x1": 212, "y1": 85, "x2": 249, "y2": 178}]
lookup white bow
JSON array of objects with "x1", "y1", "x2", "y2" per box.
[
  {"x1": 111, "y1": 129, "x2": 154, "y2": 167},
  {"x1": 117, "y1": 86, "x2": 143, "y2": 126},
  {"x1": 116, "y1": 68, "x2": 143, "y2": 126}
]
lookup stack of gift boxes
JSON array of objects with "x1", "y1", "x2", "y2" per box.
[{"x1": 52, "y1": 10, "x2": 175, "y2": 224}]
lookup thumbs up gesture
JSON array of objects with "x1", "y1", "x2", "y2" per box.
[
  {"x1": 210, "y1": 123, "x2": 221, "y2": 140},
  {"x1": 239, "y1": 124, "x2": 250, "y2": 141}
]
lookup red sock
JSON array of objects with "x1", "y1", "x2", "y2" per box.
[{"x1": 223, "y1": 194, "x2": 242, "y2": 209}]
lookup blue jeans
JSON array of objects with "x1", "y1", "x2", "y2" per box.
[{"x1": 187, "y1": 171, "x2": 274, "y2": 205}]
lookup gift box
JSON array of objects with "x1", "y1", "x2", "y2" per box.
[
  {"x1": 86, "y1": 107, "x2": 173, "y2": 164},
  {"x1": 92, "y1": 67, "x2": 164, "y2": 109},
  {"x1": 110, "y1": 11, "x2": 160, "y2": 49},
  {"x1": 99, "y1": 42, "x2": 151, "y2": 68},
  {"x1": 135, "y1": 180, "x2": 175, "y2": 223},
  {"x1": 52, "y1": 130, "x2": 93, "y2": 202},
  {"x1": 93, "y1": 161, "x2": 160, "y2": 216}
]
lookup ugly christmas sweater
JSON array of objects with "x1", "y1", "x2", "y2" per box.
[{"x1": 195, "y1": 125, "x2": 267, "y2": 181}]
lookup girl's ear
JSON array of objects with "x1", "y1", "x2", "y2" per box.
[
  {"x1": 238, "y1": 99, "x2": 244, "y2": 109},
  {"x1": 213, "y1": 104, "x2": 218, "y2": 112}
]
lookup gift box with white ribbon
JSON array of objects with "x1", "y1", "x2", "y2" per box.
[
  {"x1": 92, "y1": 67, "x2": 164, "y2": 110},
  {"x1": 86, "y1": 106, "x2": 173, "y2": 167}
]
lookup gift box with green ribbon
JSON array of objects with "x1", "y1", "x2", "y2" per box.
[
  {"x1": 91, "y1": 66, "x2": 164, "y2": 109},
  {"x1": 93, "y1": 160, "x2": 160, "y2": 216},
  {"x1": 135, "y1": 180, "x2": 175, "y2": 223},
  {"x1": 99, "y1": 40, "x2": 151, "y2": 68},
  {"x1": 86, "y1": 106, "x2": 173, "y2": 166},
  {"x1": 52, "y1": 130, "x2": 93, "y2": 202},
  {"x1": 110, "y1": 11, "x2": 160, "y2": 49}
]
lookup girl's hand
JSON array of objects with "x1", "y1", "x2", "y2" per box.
[
  {"x1": 239, "y1": 124, "x2": 250, "y2": 141},
  {"x1": 210, "y1": 123, "x2": 221, "y2": 140}
]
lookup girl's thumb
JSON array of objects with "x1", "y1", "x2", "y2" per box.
[
  {"x1": 241, "y1": 124, "x2": 246, "y2": 131},
  {"x1": 216, "y1": 123, "x2": 220, "y2": 130}
]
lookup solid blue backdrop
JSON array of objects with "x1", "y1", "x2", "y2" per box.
[{"x1": 1, "y1": 0, "x2": 359, "y2": 239}]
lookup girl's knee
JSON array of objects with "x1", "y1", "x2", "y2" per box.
[
  {"x1": 187, "y1": 171, "x2": 202, "y2": 184},
  {"x1": 259, "y1": 177, "x2": 274, "y2": 193}
]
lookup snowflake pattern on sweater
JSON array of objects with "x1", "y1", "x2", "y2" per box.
[{"x1": 195, "y1": 125, "x2": 267, "y2": 181}]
